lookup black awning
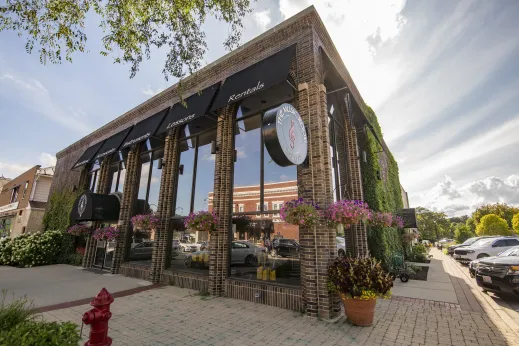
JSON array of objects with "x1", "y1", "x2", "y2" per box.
[
  {"x1": 70, "y1": 192, "x2": 121, "y2": 222},
  {"x1": 156, "y1": 83, "x2": 219, "y2": 136},
  {"x1": 93, "y1": 127, "x2": 133, "y2": 161},
  {"x1": 397, "y1": 208, "x2": 418, "y2": 228},
  {"x1": 210, "y1": 44, "x2": 296, "y2": 111},
  {"x1": 72, "y1": 141, "x2": 105, "y2": 170},
  {"x1": 120, "y1": 108, "x2": 169, "y2": 150}
]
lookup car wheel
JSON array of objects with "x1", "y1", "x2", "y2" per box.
[
  {"x1": 400, "y1": 274, "x2": 410, "y2": 283},
  {"x1": 245, "y1": 255, "x2": 257, "y2": 267},
  {"x1": 270, "y1": 249, "x2": 278, "y2": 257},
  {"x1": 477, "y1": 253, "x2": 489, "y2": 259},
  {"x1": 338, "y1": 250, "x2": 345, "y2": 258}
]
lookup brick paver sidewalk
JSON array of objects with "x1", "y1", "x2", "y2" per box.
[{"x1": 43, "y1": 285, "x2": 517, "y2": 346}]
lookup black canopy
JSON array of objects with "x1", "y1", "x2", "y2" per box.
[
  {"x1": 94, "y1": 127, "x2": 132, "y2": 161},
  {"x1": 210, "y1": 44, "x2": 296, "y2": 111},
  {"x1": 156, "y1": 84, "x2": 219, "y2": 136},
  {"x1": 396, "y1": 208, "x2": 418, "y2": 228},
  {"x1": 121, "y1": 108, "x2": 169, "y2": 150},
  {"x1": 72, "y1": 141, "x2": 105, "y2": 170},
  {"x1": 70, "y1": 192, "x2": 121, "y2": 222}
]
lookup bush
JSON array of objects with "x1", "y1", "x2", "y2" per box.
[
  {"x1": 407, "y1": 243, "x2": 428, "y2": 263},
  {"x1": 513, "y1": 213, "x2": 519, "y2": 233},
  {"x1": 476, "y1": 214, "x2": 512, "y2": 236},
  {"x1": 0, "y1": 321, "x2": 80, "y2": 345},
  {"x1": 454, "y1": 224, "x2": 476, "y2": 243},
  {"x1": 0, "y1": 238, "x2": 14, "y2": 265},
  {"x1": 0, "y1": 290, "x2": 35, "y2": 331}
]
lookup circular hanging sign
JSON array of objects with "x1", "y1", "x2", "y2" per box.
[
  {"x1": 78, "y1": 194, "x2": 87, "y2": 218},
  {"x1": 263, "y1": 103, "x2": 307, "y2": 167}
]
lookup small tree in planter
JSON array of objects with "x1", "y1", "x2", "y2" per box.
[
  {"x1": 280, "y1": 198, "x2": 320, "y2": 227},
  {"x1": 328, "y1": 256, "x2": 393, "y2": 326},
  {"x1": 184, "y1": 211, "x2": 218, "y2": 235},
  {"x1": 325, "y1": 200, "x2": 371, "y2": 229},
  {"x1": 92, "y1": 227, "x2": 121, "y2": 242}
]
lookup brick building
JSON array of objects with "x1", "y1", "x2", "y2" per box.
[
  {"x1": 49, "y1": 6, "x2": 394, "y2": 317},
  {"x1": 0, "y1": 166, "x2": 54, "y2": 238}
]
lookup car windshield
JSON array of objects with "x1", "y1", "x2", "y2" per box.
[
  {"x1": 472, "y1": 238, "x2": 495, "y2": 247},
  {"x1": 462, "y1": 237, "x2": 478, "y2": 245}
]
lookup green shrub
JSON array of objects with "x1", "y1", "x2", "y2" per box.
[
  {"x1": 0, "y1": 290, "x2": 35, "y2": 331},
  {"x1": 11, "y1": 231, "x2": 64, "y2": 267},
  {"x1": 407, "y1": 243, "x2": 428, "y2": 263},
  {"x1": 0, "y1": 238, "x2": 13, "y2": 265},
  {"x1": 0, "y1": 321, "x2": 80, "y2": 346}
]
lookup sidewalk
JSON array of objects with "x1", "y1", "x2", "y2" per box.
[{"x1": 44, "y1": 285, "x2": 518, "y2": 346}]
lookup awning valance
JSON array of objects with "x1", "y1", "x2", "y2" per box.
[
  {"x1": 156, "y1": 83, "x2": 219, "y2": 136},
  {"x1": 72, "y1": 141, "x2": 105, "y2": 170},
  {"x1": 93, "y1": 127, "x2": 133, "y2": 161},
  {"x1": 120, "y1": 108, "x2": 169, "y2": 150},
  {"x1": 210, "y1": 44, "x2": 296, "y2": 111},
  {"x1": 70, "y1": 192, "x2": 120, "y2": 222}
]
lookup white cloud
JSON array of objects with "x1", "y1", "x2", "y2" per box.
[
  {"x1": 0, "y1": 162, "x2": 32, "y2": 179},
  {"x1": 253, "y1": 10, "x2": 272, "y2": 31},
  {"x1": 414, "y1": 175, "x2": 519, "y2": 216},
  {"x1": 141, "y1": 85, "x2": 164, "y2": 96},
  {"x1": 39, "y1": 153, "x2": 57, "y2": 167},
  {"x1": 0, "y1": 73, "x2": 91, "y2": 134}
]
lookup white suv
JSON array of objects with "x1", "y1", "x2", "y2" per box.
[{"x1": 454, "y1": 236, "x2": 519, "y2": 262}]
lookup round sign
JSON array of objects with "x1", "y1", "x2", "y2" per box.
[
  {"x1": 78, "y1": 194, "x2": 87, "y2": 218},
  {"x1": 263, "y1": 103, "x2": 307, "y2": 167}
]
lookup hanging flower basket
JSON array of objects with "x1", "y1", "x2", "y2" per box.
[
  {"x1": 67, "y1": 224, "x2": 91, "y2": 237},
  {"x1": 184, "y1": 211, "x2": 218, "y2": 234},
  {"x1": 92, "y1": 227, "x2": 121, "y2": 242},
  {"x1": 280, "y1": 198, "x2": 320, "y2": 228},
  {"x1": 366, "y1": 212, "x2": 394, "y2": 228},
  {"x1": 392, "y1": 215, "x2": 404, "y2": 229},
  {"x1": 131, "y1": 214, "x2": 161, "y2": 233},
  {"x1": 328, "y1": 257, "x2": 393, "y2": 326},
  {"x1": 324, "y1": 200, "x2": 371, "y2": 228}
]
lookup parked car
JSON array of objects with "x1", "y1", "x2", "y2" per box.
[
  {"x1": 336, "y1": 236, "x2": 346, "y2": 257},
  {"x1": 184, "y1": 241, "x2": 266, "y2": 268},
  {"x1": 469, "y1": 246, "x2": 519, "y2": 277},
  {"x1": 454, "y1": 236, "x2": 519, "y2": 263},
  {"x1": 179, "y1": 240, "x2": 198, "y2": 252},
  {"x1": 448, "y1": 236, "x2": 496, "y2": 256},
  {"x1": 271, "y1": 238, "x2": 300, "y2": 258},
  {"x1": 475, "y1": 247, "x2": 519, "y2": 295},
  {"x1": 128, "y1": 241, "x2": 154, "y2": 260}
]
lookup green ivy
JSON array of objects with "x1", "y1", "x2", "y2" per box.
[
  {"x1": 43, "y1": 189, "x2": 79, "y2": 231},
  {"x1": 361, "y1": 106, "x2": 404, "y2": 267}
]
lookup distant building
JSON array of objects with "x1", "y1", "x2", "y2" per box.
[
  {"x1": 0, "y1": 176, "x2": 11, "y2": 193},
  {"x1": 0, "y1": 166, "x2": 54, "y2": 238}
]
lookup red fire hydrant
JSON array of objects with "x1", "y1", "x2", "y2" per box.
[{"x1": 82, "y1": 288, "x2": 114, "y2": 346}]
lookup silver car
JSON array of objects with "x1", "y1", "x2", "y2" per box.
[{"x1": 184, "y1": 241, "x2": 266, "y2": 268}]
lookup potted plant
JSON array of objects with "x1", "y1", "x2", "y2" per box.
[
  {"x1": 280, "y1": 198, "x2": 320, "y2": 227},
  {"x1": 328, "y1": 256, "x2": 393, "y2": 326},
  {"x1": 325, "y1": 200, "x2": 371, "y2": 228},
  {"x1": 184, "y1": 211, "x2": 218, "y2": 235},
  {"x1": 366, "y1": 212, "x2": 393, "y2": 228},
  {"x1": 92, "y1": 227, "x2": 121, "y2": 242},
  {"x1": 131, "y1": 213, "x2": 161, "y2": 233}
]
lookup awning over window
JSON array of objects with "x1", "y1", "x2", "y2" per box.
[
  {"x1": 70, "y1": 192, "x2": 120, "y2": 222},
  {"x1": 93, "y1": 127, "x2": 133, "y2": 161},
  {"x1": 210, "y1": 44, "x2": 296, "y2": 111},
  {"x1": 120, "y1": 108, "x2": 169, "y2": 150},
  {"x1": 72, "y1": 141, "x2": 105, "y2": 170},
  {"x1": 397, "y1": 208, "x2": 418, "y2": 229},
  {"x1": 156, "y1": 83, "x2": 219, "y2": 135}
]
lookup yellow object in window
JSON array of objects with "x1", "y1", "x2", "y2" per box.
[{"x1": 257, "y1": 266, "x2": 263, "y2": 280}]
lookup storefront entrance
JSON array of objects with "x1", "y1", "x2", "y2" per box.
[{"x1": 93, "y1": 240, "x2": 115, "y2": 270}]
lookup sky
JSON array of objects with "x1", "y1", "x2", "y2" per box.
[{"x1": 0, "y1": 0, "x2": 518, "y2": 217}]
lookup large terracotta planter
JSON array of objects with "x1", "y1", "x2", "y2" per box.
[{"x1": 340, "y1": 294, "x2": 377, "y2": 326}]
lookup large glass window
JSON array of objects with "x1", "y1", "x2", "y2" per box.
[
  {"x1": 87, "y1": 161, "x2": 101, "y2": 192},
  {"x1": 231, "y1": 108, "x2": 300, "y2": 287},
  {"x1": 108, "y1": 153, "x2": 127, "y2": 194},
  {"x1": 168, "y1": 126, "x2": 216, "y2": 274}
]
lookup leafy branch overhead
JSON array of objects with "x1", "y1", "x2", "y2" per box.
[{"x1": 0, "y1": 0, "x2": 252, "y2": 80}]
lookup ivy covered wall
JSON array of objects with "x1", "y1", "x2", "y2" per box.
[{"x1": 360, "y1": 106, "x2": 404, "y2": 266}]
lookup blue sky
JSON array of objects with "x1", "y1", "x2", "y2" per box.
[{"x1": 0, "y1": 0, "x2": 518, "y2": 216}]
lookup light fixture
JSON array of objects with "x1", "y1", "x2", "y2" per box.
[
  {"x1": 179, "y1": 164, "x2": 184, "y2": 175},
  {"x1": 157, "y1": 158, "x2": 164, "y2": 170},
  {"x1": 211, "y1": 140, "x2": 218, "y2": 154},
  {"x1": 234, "y1": 149, "x2": 238, "y2": 162}
]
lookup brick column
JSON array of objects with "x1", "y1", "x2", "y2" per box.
[
  {"x1": 111, "y1": 146, "x2": 141, "y2": 274},
  {"x1": 340, "y1": 97, "x2": 369, "y2": 257},
  {"x1": 82, "y1": 159, "x2": 112, "y2": 268},
  {"x1": 150, "y1": 129, "x2": 180, "y2": 283},
  {"x1": 208, "y1": 104, "x2": 236, "y2": 296}
]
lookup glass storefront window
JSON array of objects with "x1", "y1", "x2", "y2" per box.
[{"x1": 175, "y1": 137, "x2": 195, "y2": 217}]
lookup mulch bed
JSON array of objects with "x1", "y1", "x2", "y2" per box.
[{"x1": 409, "y1": 265, "x2": 429, "y2": 281}]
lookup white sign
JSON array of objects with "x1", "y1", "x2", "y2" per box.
[{"x1": 0, "y1": 202, "x2": 19, "y2": 213}]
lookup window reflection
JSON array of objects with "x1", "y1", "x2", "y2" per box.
[{"x1": 175, "y1": 137, "x2": 195, "y2": 216}]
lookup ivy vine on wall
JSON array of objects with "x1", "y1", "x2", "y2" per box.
[
  {"x1": 361, "y1": 105, "x2": 404, "y2": 266},
  {"x1": 43, "y1": 189, "x2": 79, "y2": 231}
]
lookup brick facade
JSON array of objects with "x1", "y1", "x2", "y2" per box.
[{"x1": 53, "y1": 7, "x2": 381, "y2": 315}]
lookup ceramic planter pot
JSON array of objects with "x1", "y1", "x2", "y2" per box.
[{"x1": 340, "y1": 294, "x2": 377, "y2": 326}]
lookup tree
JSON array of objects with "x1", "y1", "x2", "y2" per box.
[
  {"x1": 466, "y1": 217, "x2": 476, "y2": 233},
  {"x1": 416, "y1": 207, "x2": 451, "y2": 241},
  {"x1": 475, "y1": 214, "x2": 512, "y2": 236},
  {"x1": 0, "y1": 0, "x2": 251, "y2": 80},
  {"x1": 449, "y1": 215, "x2": 468, "y2": 224},
  {"x1": 513, "y1": 213, "x2": 519, "y2": 234},
  {"x1": 454, "y1": 224, "x2": 475, "y2": 244},
  {"x1": 472, "y1": 203, "x2": 519, "y2": 229}
]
